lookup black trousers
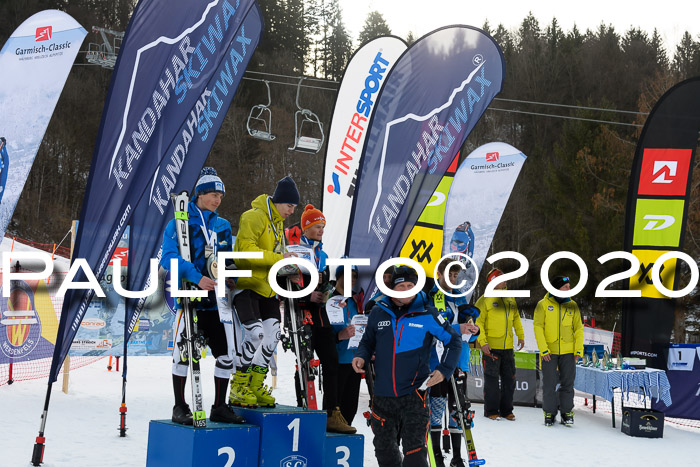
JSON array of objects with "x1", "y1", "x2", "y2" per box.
[
  {"x1": 337, "y1": 363, "x2": 362, "y2": 424},
  {"x1": 370, "y1": 392, "x2": 430, "y2": 467},
  {"x1": 482, "y1": 348, "x2": 516, "y2": 417},
  {"x1": 541, "y1": 353, "x2": 576, "y2": 414}
]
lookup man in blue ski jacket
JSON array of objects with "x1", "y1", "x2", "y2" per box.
[
  {"x1": 353, "y1": 266, "x2": 462, "y2": 467},
  {"x1": 161, "y1": 167, "x2": 243, "y2": 425},
  {"x1": 426, "y1": 259, "x2": 480, "y2": 467}
]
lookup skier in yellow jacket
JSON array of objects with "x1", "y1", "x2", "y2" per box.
[
  {"x1": 475, "y1": 268, "x2": 525, "y2": 421},
  {"x1": 229, "y1": 176, "x2": 300, "y2": 407},
  {"x1": 533, "y1": 275, "x2": 584, "y2": 426}
]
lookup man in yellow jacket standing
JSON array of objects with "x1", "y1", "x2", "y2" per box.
[
  {"x1": 229, "y1": 176, "x2": 300, "y2": 407},
  {"x1": 533, "y1": 275, "x2": 584, "y2": 426},
  {"x1": 475, "y1": 268, "x2": 525, "y2": 421}
]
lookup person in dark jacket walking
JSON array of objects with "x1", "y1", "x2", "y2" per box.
[{"x1": 353, "y1": 266, "x2": 462, "y2": 467}]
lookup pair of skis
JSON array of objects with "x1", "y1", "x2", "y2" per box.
[
  {"x1": 428, "y1": 372, "x2": 485, "y2": 466},
  {"x1": 280, "y1": 279, "x2": 319, "y2": 409},
  {"x1": 171, "y1": 191, "x2": 208, "y2": 427}
]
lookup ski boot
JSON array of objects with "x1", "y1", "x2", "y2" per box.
[
  {"x1": 172, "y1": 404, "x2": 193, "y2": 425},
  {"x1": 210, "y1": 404, "x2": 246, "y2": 424},
  {"x1": 544, "y1": 412, "x2": 556, "y2": 426},
  {"x1": 326, "y1": 408, "x2": 357, "y2": 434},
  {"x1": 249, "y1": 365, "x2": 276, "y2": 407},
  {"x1": 560, "y1": 411, "x2": 574, "y2": 426},
  {"x1": 229, "y1": 368, "x2": 258, "y2": 407}
]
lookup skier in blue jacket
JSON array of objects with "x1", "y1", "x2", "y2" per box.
[
  {"x1": 161, "y1": 167, "x2": 243, "y2": 425},
  {"x1": 426, "y1": 259, "x2": 480, "y2": 467},
  {"x1": 353, "y1": 266, "x2": 462, "y2": 467}
]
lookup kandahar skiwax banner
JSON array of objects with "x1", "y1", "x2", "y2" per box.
[
  {"x1": 124, "y1": 0, "x2": 261, "y2": 347},
  {"x1": 322, "y1": 36, "x2": 407, "y2": 262},
  {"x1": 345, "y1": 26, "x2": 505, "y2": 299},
  {"x1": 622, "y1": 77, "x2": 700, "y2": 369},
  {"x1": 398, "y1": 154, "x2": 459, "y2": 278},
  {"x1": 49, "y1": 0, "x2": 263, "y2": 383},
  {"x1": 0, "y1": 10, "x2": 86, "y2": 240},
  {"x1": 442, "y1": 142, "x2": 526, "y2": 300}
]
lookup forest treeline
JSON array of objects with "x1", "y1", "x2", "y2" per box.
[{"x1": 1, "y1": 0, "x2": 699, "y2": 338}]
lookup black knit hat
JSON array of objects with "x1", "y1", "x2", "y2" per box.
[
  {"x1": 391, "y1": 265, "x2": 419, "y2": 288},
  {"x1": 271, "y1": 176, "x2": 300, "y2": 205},
  {"x1": 551, "y1": 275, "x2": 570, "y2": 290}
]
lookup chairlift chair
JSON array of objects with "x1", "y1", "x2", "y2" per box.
[
  {"x1": 288, "y1": 77, "x2": 324, "y2": 154},
  {"x1": 247, "y1": 80, "x2": 276, "y2": 141}
]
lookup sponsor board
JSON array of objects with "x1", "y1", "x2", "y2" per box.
[{"x1": 71, "y1": 339, "x2": 112, "y2": 351}]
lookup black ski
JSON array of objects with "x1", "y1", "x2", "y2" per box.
[
  {"x1": 450, "y1": 372, "x2": 485, "y2": 466},
  {"x1": 171, "y1": 191, "x2": 207, "y2": 427}
]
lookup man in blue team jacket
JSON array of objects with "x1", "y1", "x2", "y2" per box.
[{"x1": 353, "y1": 266, "x2": 462, "y2": 467}]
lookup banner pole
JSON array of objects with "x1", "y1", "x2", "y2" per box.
[
  {"x1": 62, "y1": 355, "x2": 70, "y2": 394},
  {"x1": 31, "y1": 383, "x2": 53, "y2": 466}
]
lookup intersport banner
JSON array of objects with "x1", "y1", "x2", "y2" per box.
[
  {"x1": 622, "y1": 77, "x2": 700, "y2": 369},
  {"x1": 322, "y1": 36, "x2": 406, "y2": 262},
  {"x1": 49, "y1": 0, "x2": 262, "y2": 383},
  {"x1": 0, "y1": 10, "x2": 86, "y2": 240},
  {"x1": 346, "y1": 26, "x2": 504, "y2": 300},
  {"x1": 442, "y1": 142, "x2": 526, "y2": 300}
]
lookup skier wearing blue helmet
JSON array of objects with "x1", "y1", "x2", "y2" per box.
[{"x1": 449, "y1": 221, "x2": 474, "y2": 259}]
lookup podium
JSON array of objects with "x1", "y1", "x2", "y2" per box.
[
  {"x1": 325, "y1": 432, "x2": 365, "y2": 467},
  {"x1": 147, "y1": 405, "x2": 364, "y2": 466},
  {"x1": 146, "y1": 420, "x2": 260, "y2": 466},
  {"x1": 236, "y1": 405, "x2": 326, "y2": 466}
]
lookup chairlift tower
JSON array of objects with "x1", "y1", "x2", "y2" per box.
[{"x1": 86, "y1": 26, "x2": 124, "y2": 69}]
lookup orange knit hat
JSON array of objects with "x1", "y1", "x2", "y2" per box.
[
  {"x1": 487, "y1": 268, "x2": 503, "y2": 282},
  {"x1": 301, "y1": 204, "x2": 325, "y2": 230}
]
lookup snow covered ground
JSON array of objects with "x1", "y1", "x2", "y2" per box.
[{"x1": 2, "y1": 346, "x2": 699, "y2": 467}]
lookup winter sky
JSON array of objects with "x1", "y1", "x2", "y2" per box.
[{"x1": 339, "y1": 0, "x2": 699, "y2": 53}]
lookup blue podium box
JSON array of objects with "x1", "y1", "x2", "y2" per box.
[
  {"x1": 236, "y1": 404, "x2": 327, "y2": 466},
  {"x1": 324, "y1": 433, "x2": 365, "y2": 467},
  {"x1": 147, "y1": 419, "x2": 260, "y2": 467}
]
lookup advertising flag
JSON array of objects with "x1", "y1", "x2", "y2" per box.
[
  {"x1": 124, "y1": 1, "x2": 262, "y2": 345},
  {"x1": 442, "y1": 142, "x2": 527, "y2": 300},
  {"x1": 345, "y1": 26, "x2": 505, "y2": 300},
  {"x1": 0, "y1": 10, "x2": 86, "y2": 239},
  {"x1": 322, "y1": 36, "x2": 406, "y2": 261},
  {"x1": 398, "y1": 154, "x2": 459, "y2": 278},
  {"x1": 49, "y1": 0, "x2": 263, "y2": 382},
  {"x1": 622, "y1": 77, "x2": 700, "y2": 369}
]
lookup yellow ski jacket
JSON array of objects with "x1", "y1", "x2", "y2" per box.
[
  {"x1": 475, "y1": 296, "x2": 524, "y2": 350},
  {"x1": 533, "y1": 294, "x2": 584, "y2": 357},
  {"x1": 233, "y1": 194, "x2": 285, "y2": 297}
]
